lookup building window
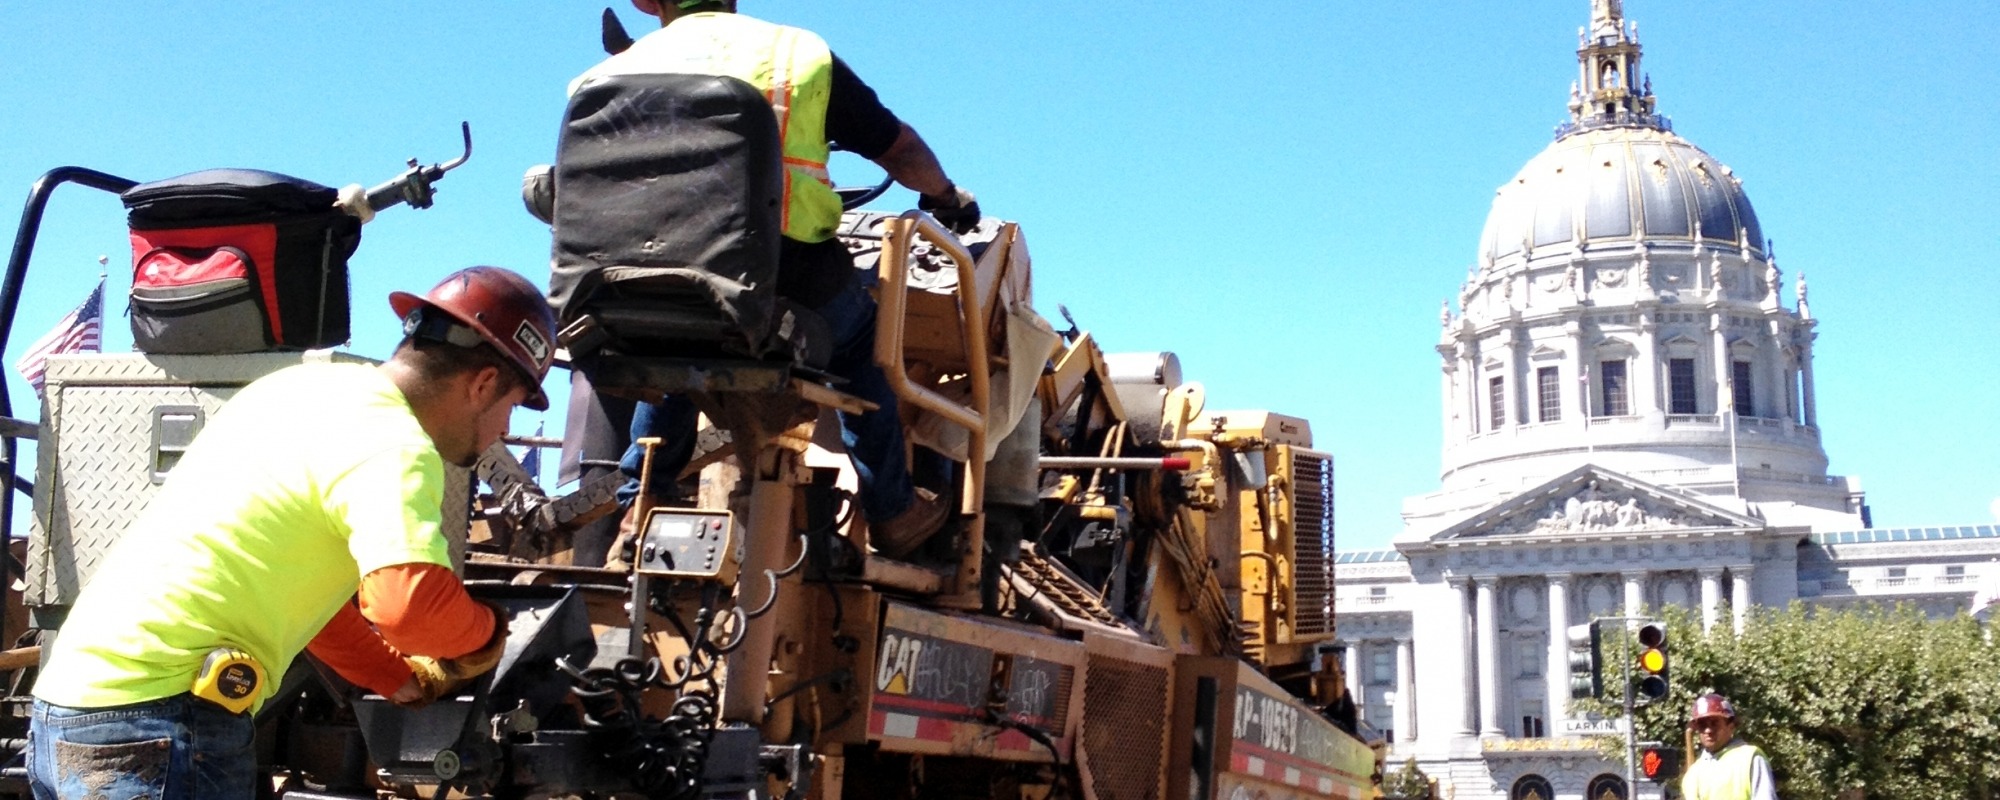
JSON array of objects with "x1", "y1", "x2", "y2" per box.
[
  {"x1": 1947, "y1": 565, "x2": 1967, "y2": 577},
  {"x1": 1599, "y1": 360, "x2": 1629, "y2": 416},
  {"x1": 1586, "y1": 773, "x2": 1630, "y2": 800},
  {"x1": 1886, "y1": 567, "x2": 1907, "y2": 579},
  {"x1": 1537, "y1": 367, "x2": 1562, "y2": 422},
  {"x1": 1520, "y1": 698, "x2": 1546, "y2": 738},
  {"x1": 1511, "y1": 774, "x2": 1555, "y2": 800},
  {"x1": 1516, "y1": 641, "x2": 1542, "y2": 678},
  {"x1": 1732, "y1": 360, "x2": 1755, "y2": 416},
  {"x1": 1370, "y1": 649, "x2": 1395, "y2": 686},
  {"x1": 1370, "y1": 586, "x2": 1388, "y2": 600},
  {"x1": 1668, "y1": 357, "x2": 1698, "y2": 414},
  {"x1": 1489, "y1": 376, "x2": 1507, "y2": 429}
]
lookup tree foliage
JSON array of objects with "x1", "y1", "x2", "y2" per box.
[
  {"x1": 1585, "y1": 603, "x2": 2000, "y2": 800},
  {"x1": 1382, "y1": 757, "x2": 1433, "y2": 800}
]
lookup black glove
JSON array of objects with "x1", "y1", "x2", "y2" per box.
[{"x1": 918, "y1": 184, "x2": 981, "y2": 235}]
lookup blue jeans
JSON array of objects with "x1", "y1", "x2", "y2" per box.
[
  {"x1": 29, "y1": 695, "x2": 256, "y2": 800},
  {"x1": 620, "y1": 272, "x2": 915, "y2": 522}
]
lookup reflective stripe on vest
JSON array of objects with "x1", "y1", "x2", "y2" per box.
[
  {"x1": 1683, "y1": 741, "x2": 1760, "y2": 800},
  {"x1": 579, "y1": 13, "x2": 840, "y2": 242}
]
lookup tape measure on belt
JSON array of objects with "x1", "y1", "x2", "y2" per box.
[{"x1": 191, "y1": 647, "x2": 265, "y2": 715}]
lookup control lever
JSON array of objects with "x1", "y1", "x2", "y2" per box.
[{"x1": 335, "y1": 122, "x2": 474, "y2": 222}]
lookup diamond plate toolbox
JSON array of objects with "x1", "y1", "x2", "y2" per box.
[{"x1": 26, "y1": 351, "x2": 380, "y2": 609}]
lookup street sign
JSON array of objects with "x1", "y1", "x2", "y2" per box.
[{"x1": 1557, "y1": 717, "x2": 1628, "y2": 736}]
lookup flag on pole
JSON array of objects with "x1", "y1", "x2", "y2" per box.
[
  {"x1": 519, "y1": 421, "x2": 544, "y2": 484},
  {"x1": 15, "y1": 280, "x2": 104, "y2": 394}
]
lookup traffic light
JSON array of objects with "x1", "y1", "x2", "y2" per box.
[
  {"x1": 1640, "y1": 744, "x2": 1682, "y2": 783},
  {"x1": 1634, "y1": 620, "x2": 1669, "y2": 706},
  {"x1": 1566, "y1": 621, "x2": 1603, "y2": 699}
]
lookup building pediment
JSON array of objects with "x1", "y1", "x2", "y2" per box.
[
  {"x1": 1430, "y1": 465, "x2": 1762, "y2": 544},
  {"x1": 1528, "y1": 344, "x2": 1566, "y2": 361}
]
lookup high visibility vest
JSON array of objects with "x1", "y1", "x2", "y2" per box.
[
  {"x1": 1681, "y1": 740, "x2": 1763, "y2": 800},
  {"x1": 579, "y1": 12, "x2": 840, "y2": 243}
]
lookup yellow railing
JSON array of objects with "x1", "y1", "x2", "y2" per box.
[{"x1": 874, "y1": 211, "x2": 990, "y2": 602}]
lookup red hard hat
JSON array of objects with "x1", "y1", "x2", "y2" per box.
[
  {"x1": 1690, "y1": 693, "x2": 1736, "y2": 722},
  {"x1": 390, "y1": 266, "x2": 558, "y2": 411}
]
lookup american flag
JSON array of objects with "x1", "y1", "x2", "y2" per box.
[
  {"x1": 518, "y1": 421, "x2": 544, "y2": 484},
  {"x1": 15, "y1": 279, "x2": 104, "y2": 394}
]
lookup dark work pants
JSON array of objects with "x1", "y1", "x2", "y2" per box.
[{"x1": 618, "y1": 266, "x2": 915, "y2": 523}]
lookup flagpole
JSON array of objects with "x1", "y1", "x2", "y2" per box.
[
  {"x1": 1581, "y1": 370, "x2": 1594, "y2": 459},
  {"x1": 1722, "y1": 380, "x2": 1741, "y2": 498}
]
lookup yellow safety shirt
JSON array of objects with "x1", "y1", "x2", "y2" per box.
[
  {"x1": 1682, "y1": 739, "x2": 1778, "y2": 800},
  {"x1": 35, "y1": 363, "x2": 453, "y2": 711}
]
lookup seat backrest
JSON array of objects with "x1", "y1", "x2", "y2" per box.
[{"x1": 548, "y1": 72, "x2": 784, "y2": 358}]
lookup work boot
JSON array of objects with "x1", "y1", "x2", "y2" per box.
[
  {"x1": 605, "y1": 500, "x2": 646, "y2": 570},
  {"x1": 871, "y1": 487, "x2": 950, "y2": 559}
]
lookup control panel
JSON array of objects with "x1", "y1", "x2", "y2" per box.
[{"x1": 634, "y1": 508, "x2": 736, "y2": 579}]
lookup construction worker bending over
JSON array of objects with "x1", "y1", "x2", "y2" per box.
[
  {"x1": 1681, "y1": 693, "x2": 1779, "y2": 800},
  {"x1": 29, "y1": 267, "x2": 558, "y2": 799},
  {"x1": 578, "y1": 0, "x2": 982, "y2": 559}
]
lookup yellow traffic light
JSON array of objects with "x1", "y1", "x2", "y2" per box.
[{"x1": 1634, "y1": 621, "x2": 1669, "y2": 705}]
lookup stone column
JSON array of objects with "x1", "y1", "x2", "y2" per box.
[
  {"x1": 1623, "y1": 570, "x2": 1647, "y2": 615},
  {"x1": 1545, "y1": 574, "x2": 1572, "y2": 724},
  {"x1": 1710, "y1": 308, "x2": 1732, "y2": 415},
  {"x1": 1800, "y1": 344, "x2": 1819, "y2": 427},
  {"x1": 1395, "y1": 637, "x2": 1416, "y2": 746},
  {"x1": 1475, "y1": 577, "x2": 1503, "y2": 738},
  {"x1": 1461, "y1": 351, "x2": 1480, "y2": 436},
  {"x1": 1699, "y1": 568, "x2": 1724, "y2": 633},
  {"x1": 1570, "y1": 319, "x2": 1590, "y2": 423},
  {"x1": 1765, "y1": 321, "x2": 1787, "y2": 421},
  {"x1": 1732, "y1": 566, "x2": 1755, "y2": 634},
  {"x1": 1637, "y1": 314, "x2": 1661, "y2": 421},
  {"x1": 1447, "y1": 578, "x2": 1475, "y2": 736},
  {"x1": 1441, "y1": 363, "x2": 1458, "y2": 442}
]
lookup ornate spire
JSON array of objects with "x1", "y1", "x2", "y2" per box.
[
  {"x1": 1590, "y1": 0, "x2": 1625, "y2": 39},
  {"x1": 1558, "y1": 0, "x2": 1668, "y2": 140}
]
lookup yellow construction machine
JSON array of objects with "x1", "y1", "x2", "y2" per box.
[{"x1": 0, "y1": 60, "x2": 1381, "y2": 800}]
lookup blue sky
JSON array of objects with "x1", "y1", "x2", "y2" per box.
[{"x1": 2, "y1": 2, "x2": 1994, "y2": 550}]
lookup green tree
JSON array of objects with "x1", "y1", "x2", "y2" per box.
[
  {"x1": 1382, "y1": 757, "x2": 1433, "y2": 800},
  {"x1": 1580, "y1": 603, "x2": 2000, "y2": 800}
]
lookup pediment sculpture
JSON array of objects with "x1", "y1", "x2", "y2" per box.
[{"x1": 1485, "y1": 480, "x2": 1707, "y2": 536}]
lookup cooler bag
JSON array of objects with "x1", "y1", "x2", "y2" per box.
[{"x1": 121, "y1": 169, "x2": 361, "y2": 353}]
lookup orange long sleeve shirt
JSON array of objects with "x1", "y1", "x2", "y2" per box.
[{"x1": 305, "y1": 562, "x2": 496, "y2": 696}]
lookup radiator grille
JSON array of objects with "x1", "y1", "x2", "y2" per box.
[
  {"x1": 1290, "y1": 450, "x2": 1335, "y2": 637},
  {"x1": 1081, "y1": 654, "x2": 1167, "y2": 800}
]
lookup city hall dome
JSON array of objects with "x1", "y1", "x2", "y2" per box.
[
  {"x1": 1477, "y1": 125, "x2": 1764, "y2": 265},
  {"x1": 1421, "y1": 0, "x2": 1848, "y2": 534}
]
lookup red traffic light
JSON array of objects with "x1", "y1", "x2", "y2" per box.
[{"x1": 1640, "y1": 746, "x2": 1681, "y2": 783}]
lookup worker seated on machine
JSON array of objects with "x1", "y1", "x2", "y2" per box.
[{"x1": 548, "y1": 0, "x2": 984, "y2": 561}]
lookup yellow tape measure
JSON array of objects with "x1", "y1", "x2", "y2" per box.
[{"x1": 191, "y1": 647, "x2": 264, "y2": 714}]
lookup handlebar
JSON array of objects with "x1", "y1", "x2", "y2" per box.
[{"x1": 358, "y1": 121, "x2": 474, "y2": 214}]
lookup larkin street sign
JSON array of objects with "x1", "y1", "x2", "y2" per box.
[{"x1": 1558, "y1": 717, "x2": 1627, "y2": 736}]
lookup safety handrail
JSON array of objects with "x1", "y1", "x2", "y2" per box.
[
  {"x1": 0, "y1": 167, "x2": 140, "y2": 553},
  {"x1": 874, "y1": 211, "x2": 990, "y2": 601}
]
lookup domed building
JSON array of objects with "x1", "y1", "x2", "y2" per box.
[
  {"x1": 1415, "y1": 2, "x2": 1854, "y2": 534},
  {"x1": 1330, "y1": 3, "x2": 2000, "y2": 798}
]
